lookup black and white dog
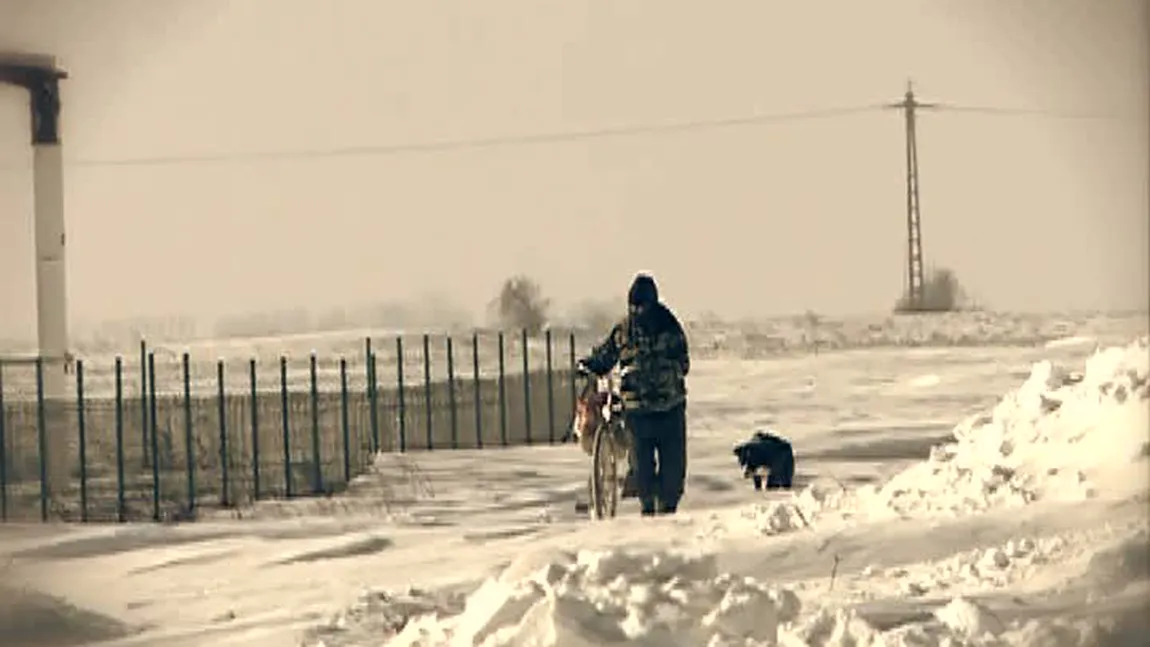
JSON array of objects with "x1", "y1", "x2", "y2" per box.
[{"x1": 733, "y1": 430, "x2": 795, "y2": 490}]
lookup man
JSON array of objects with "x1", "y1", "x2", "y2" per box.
[
  {"x1": 733, "y1": 430, "x2": 795, "y2": 490},
  {"x1": 579, "y1": 273, "x2": 690, "y2": 516}
]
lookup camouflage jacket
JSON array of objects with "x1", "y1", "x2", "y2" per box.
[{"x1": 582, "y1": 302, "x2": 690, "y2": 414}]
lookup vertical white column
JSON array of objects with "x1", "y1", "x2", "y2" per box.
[{"x1": 33, "y1": 141, "x2": 69, "y2": 492}]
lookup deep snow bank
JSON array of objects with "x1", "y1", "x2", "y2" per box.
[
  {"x1": 313, "y1": 541, "x2": 1148, "y2": 647},
  {"x1": 726, "y1": 338, "x2": 1149, "y2": 534},
  {"x1": 329, "y1": 547, "x2": 1060, "y2": 647},
  {"x1": 379, "y1": 548, "x2": 800, "y2": 646},
  {"x1": 868, "y1": 336, "x2": 1148, "y2": 514}
]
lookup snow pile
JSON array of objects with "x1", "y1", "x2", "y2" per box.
[
  {"x1": 340, "y1": 547, "x2": 1106, "y2": 647},
  {"x1": 306, "y1": 520, "x2": 1148, "y2": 646},
  {"x1": 721, "y1": 339, "x2": 1149, "y2": 534},
  {"x1": 861, "y1": 337, "x2": 1149, "y2": 517},
  {"x1": 379, "y1": 547, "x2": 802, "y2": 646}
]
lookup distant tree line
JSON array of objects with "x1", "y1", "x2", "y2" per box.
[{"x1": 59, "y1": 274, "x2": 629, "y2": 350}]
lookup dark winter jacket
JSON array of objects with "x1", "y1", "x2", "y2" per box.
[{"x1": 582, "y1": 301, "x2": 690, "y2": 414}]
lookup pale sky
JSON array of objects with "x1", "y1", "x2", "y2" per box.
[{"x1": 1, "y1": 0, "x2": 1147, "y2": 340}]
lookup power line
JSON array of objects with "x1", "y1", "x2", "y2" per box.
[
  {"x1": 928, "y1": 103, "x2": 1126, "y2": 120},
  {"x1": 0, "y1": 98, "x2": 1127, "y2": 172},
  {"x1": 60, "y1": 104, "x2": 888, "y2": 169}
]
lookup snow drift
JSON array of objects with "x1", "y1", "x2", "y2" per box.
[
  {"x1": 367, "y1": 547, "x2": 1058, "y2": 647},
  {"x1": 330, "y1": 538, "x2": 1148, "y2": 646},
  {"x1": 862, "y1": 336, "x2": 1148, "y2": 517},
  {"x1": 728, "y1": 337, "x2": 1150, "y2": 533},
  {"x1": 383, "y1": 548, "x2": 799, "y2": 646},
  {"x1": 306, "y1": 339, "x2": 1150, "y2": 647}
]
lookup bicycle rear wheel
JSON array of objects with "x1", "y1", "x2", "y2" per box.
[{"x1": 589, "y1": 422, "x2": 619, "y2": 519}]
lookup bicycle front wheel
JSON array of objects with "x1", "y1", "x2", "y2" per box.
[{"x1": 589, "y1": 423, "x2": 619, "y2": 520}]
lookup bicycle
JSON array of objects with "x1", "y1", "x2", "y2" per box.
[{"x1": 569, "y1": 368, "x2": 632, "y2": 519}]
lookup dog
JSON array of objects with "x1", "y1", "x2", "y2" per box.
[{"x1": 733, "y1": 430, "x2": 795, "y2": 490}]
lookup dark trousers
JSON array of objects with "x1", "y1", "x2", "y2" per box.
[{"x1": 626, "y1": 404, "x2": 687, "y2": 515}]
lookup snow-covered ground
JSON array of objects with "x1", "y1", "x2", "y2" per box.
[
  {"x1": 0, "y1": 334, "x2": 1147, "y2": 646},
  {"x1": 4, "y1": 310, "x2": 1146, "y2": 400}
]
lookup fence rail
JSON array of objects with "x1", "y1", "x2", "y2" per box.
[{"x1": 0, "y1": 329, "x2": 588, "y2": 524}]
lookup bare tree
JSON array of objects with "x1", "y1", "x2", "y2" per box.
[
  {"x1": 895, "y1": 266, "x2": 968, "y2": 313},
  {"x1": 492, "y1": 274, "x2": 551, "y2": 335}
]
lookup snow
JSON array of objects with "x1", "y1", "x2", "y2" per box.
[
  {"x1": 383, "y1": 548, "x2": 800, "y2": 646},
  {"x1": 1, "y1": 333, "x2": 1147, "y2": 647}
]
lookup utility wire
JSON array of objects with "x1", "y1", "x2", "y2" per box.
[
  {"x1": 0, "y1": 99, "x2": 1126, "y2": 172},
  {"x1": 927, "y1": 103, "x2": 1127, "y2": 120},
  {"x1": 62, "y1": 104, "x2": 888, "y2": 169}
]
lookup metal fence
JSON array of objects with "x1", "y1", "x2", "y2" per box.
[{"x1": 0, "y1": 329, "x2": 588, "y2": 524}]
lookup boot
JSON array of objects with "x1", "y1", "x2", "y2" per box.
[{"x1": 639, "y1": 495, "x2": 657, "y2": 517}]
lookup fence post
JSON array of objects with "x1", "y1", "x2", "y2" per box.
[
  {"x1": 0, "y1": 359, "x2": 7, "y2": 522},
  {"x1": 249, "y1": 358, "x2": 259, "y2": 502},
  {"x1": 366, "y1": 338, "x2": 379, "y2": 454},
  {"x1": 522, "y1": 329, "x2": 532, "y2": 445},
  {"x1": 498, "y1": 331, "x2": 507, "y2": 446},
  {"x1": 182, "y1": 352, "x2": 196, "y2": 513},
  {"x1": 546, "y1": 329, "x2": 555, "y2": 444},
  {"x1": 114, "y1": 357, "x2": 125, "y2": 522},
  {"x1": 148, "y1": 352, "x2": 161, "y2": 521},
  {"x1": 74, "y1": 359, "x2": 87, "y2": 522},
  {"x1": 446, "y1": 336, "x2": 458, "y2": 449},
  {"x1": 140, "y1": 339, "x2": 149, "y2": 469},
  {"x1": 216, "y1": 360, "x2": 229, "y2": 507},
  {"x1": 423, "y1": 334, "x2": 432, "y2": 450},
  {"x1": 339, "y1": 357, "x2": 350, "y2": 484},
  {"x1": 35, "y1": 358, "x2": 47, "y2": 522},
  {"x1": 309, "y1": 353, "x2": 322, "y2": 495},
  {"x1": 370, "y1": 351, "x2": 380, "y2": 451},
  {"x1": 568, "y1": 332, "x2": 577, "y2": 444},
  {"x1": 472, "y1": 332, "x2": 482, "y2": 449},
  {"x1": 280, "y1": 356, "x2": 292, "y2": 498},
  {"x1": 396, "y1": 337, "x2": 406, "y2": 452}
]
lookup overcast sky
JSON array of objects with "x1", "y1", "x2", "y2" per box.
[{"x1": 1, "y1": 0, "x2": 1147, "y2": 338}]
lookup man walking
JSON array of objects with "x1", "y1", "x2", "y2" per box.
[{"x1": 579, "y1": 273, "x2": 690, "y2": 516}]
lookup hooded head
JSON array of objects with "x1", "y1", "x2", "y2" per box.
[{"x1": 628, "y1": 273, "x2": 659, "y2": 314}]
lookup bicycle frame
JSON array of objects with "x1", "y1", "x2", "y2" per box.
[
  {"x1": 572, "y1": 373, "x2": 622, "y2": 448},
  {"x1": 574, "y1": 371, "x2": 630, "y2": 519}
]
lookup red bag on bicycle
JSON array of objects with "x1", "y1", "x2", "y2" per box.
[{"x1": 572, "y1": 388, "x2": 608, "y2": 456}]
